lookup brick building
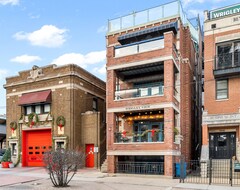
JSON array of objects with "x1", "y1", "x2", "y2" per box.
[
  {"x1": 202, "y1": 3, "x2": 240, "y2": 161},
  {"x1": 106, "y1": 1, "x2": 203, "y2": 176},
  {"x1": 4, "y1": 64, "x2": 106, "y2": 168}
]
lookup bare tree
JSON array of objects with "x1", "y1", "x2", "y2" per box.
[{"x1": 43, "y1": 149, "x2": 85, "y2": 187}]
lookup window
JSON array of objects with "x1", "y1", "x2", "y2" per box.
[
  {"x1": 217, "y1": 41, "x2": 240, "y2": 69},
  {"x1": 44, "y1": 104, "x2": 51, "y2": 113},
  {"x1": 216, "y1": 80, "x2": 228, "y2": 99},
  {"x1": 26, "y1": 106, "x2": 32, "y2": 115},
  {"x1": 24, "y1": 104, "x2": 51, "y2": 115},
  {"x1": 93, "y1": 99, "x2": 97, "y2": 111},
  {"x1": 35, "y1": 105, "x2": 41, "y2": 114}
]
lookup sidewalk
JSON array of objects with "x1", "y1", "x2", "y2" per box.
[{"x1": 0, "y1": 167, "x2": 240, "y2": 190}]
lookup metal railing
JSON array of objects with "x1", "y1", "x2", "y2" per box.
[
  {"x1": 176, "y1": 158, "x2": 240, "y2": 186},
  {"x1": 115, "y1": 86, "x2": 164, "y2": 100},
  {"x1": 116, "y1": 162, "x2": 164, "y2": 175},
  {"x1": 215, "y1": 52, "x2": 240, "y2": 70},
  {"x1": 115, "y1": 130, "x2": 164, "y2": 143}
]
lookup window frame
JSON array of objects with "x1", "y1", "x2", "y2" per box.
[{"x1": 216, "y1": 79, "x2": 228, "y2": 100}]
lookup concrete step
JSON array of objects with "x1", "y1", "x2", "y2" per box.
[{"x1": 101, "y1": 159, "x2": 108, "y2": 173}]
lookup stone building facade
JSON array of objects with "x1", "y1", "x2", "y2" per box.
[
  {"x1": 106, "y1": 1, "x2": 202, "y2": 176},
  {"x1": 4, "y1": 64, "x2": 106, "y2": 168},
  {"x1": 202, "y1": 3, "x2": 240, "y2": 161}
]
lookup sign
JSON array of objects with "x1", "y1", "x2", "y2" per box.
[
  {"x1": 210, "y1": 4, "x2": 240, "y2": 19},
  {"x1": 125, "y1": 105, "x2": 151, "y2": 111},
  {"x1": 94, "y1": 147, "x2": 99, "y2": 153},
  {"x1": 234, "y1": 163, "x2": 240, "y2": 172}
]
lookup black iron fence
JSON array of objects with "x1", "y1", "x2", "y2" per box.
[
  {"x1": 116, "y1": 162, "x2": 164, "y2": 175},
  {"x1": 176, "y1": 158, "x2": 240, "y2": 186}
]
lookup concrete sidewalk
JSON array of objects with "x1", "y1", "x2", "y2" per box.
[{"x1": 0, "y1": 167, "x2": 239, "y2": 189}]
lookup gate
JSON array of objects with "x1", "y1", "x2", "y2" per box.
[{"x1": 177, "y1": 158, "x2": 240, "y2": 186}]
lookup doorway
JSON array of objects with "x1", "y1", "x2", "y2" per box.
[
  {"x1": 209, "y1": 132, "x2": 236, "y2": 159},
  {"x1": 85, "y1": 144, "x2": 94, "y2": 167}
]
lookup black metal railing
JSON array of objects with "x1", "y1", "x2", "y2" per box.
[
  {"x1": 176, "y1": 158, "x2": 240, "y2": 186},
  {"x1": 116, "y1": 162, "x2": 164, "y2": 175},
  {"x1": 215, "y1": 52, "x2": 240, "y2": 70}
]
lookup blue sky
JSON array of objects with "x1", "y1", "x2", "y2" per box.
[{"x1": 0, "y1": 0, "x2": 239, "y2": 114}]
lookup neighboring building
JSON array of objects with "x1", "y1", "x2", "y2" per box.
[
  {"x1": 4, "y1": 64, "x2": 106, "y2": 168},
  {"x1": 106, "y1": 1, "x2": 202, "y2": 176},
  {"x1": 0, "y1": 115, "x2": 6, "y2": 149},
  {"x1": 202, "y1": 3, "x2": 240, "y2": 161}
]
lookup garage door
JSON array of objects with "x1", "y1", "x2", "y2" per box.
[{"x1": 22, "y1": 129, "x2": 52, "y2": 167}]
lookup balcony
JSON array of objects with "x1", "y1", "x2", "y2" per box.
[
  {"x1": 115, "y1": 85, "x2": 164, "y2": 100},
  {"x1": 214, "y1": 52, "x2": 240, "y2": 78},
  {"x1": 115, "y1": 37, "x2": 164, "y2": 57},
  {"x1": 115, "y1": 114, "x2": 164, "y2": 144}
]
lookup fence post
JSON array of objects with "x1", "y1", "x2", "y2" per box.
[
  {"x1": 209, "y1": 159, "x2": 212, "y2": 185},
  {"x1": 230, "y1": 159, "x2": 232, "y2": 186},
  {"x1": 180, "y1": 156, "x2": 185, "y2": 183}
]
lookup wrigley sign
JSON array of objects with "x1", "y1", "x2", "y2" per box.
[{"x1": 210, "y1": 4, "x2": 240, "y2": 19}]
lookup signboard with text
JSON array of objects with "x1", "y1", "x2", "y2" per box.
[{"x1": 210, "y1": 4, "x2": 240, "y2": 19}]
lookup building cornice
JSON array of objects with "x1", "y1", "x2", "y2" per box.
[{"x1": 4, "y1": 71, "x2": 106, "y2": 92}]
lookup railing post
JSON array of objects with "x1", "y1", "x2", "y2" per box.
[
  {"x1": 209, "y1": 159, "x2": 212, "y2": 185},
  {"x1": 230, "y1": 158, "x2": 233, "y2": 186},
  {"x1": 180, "y1": 156, "x2": 185, "y2": 183}
]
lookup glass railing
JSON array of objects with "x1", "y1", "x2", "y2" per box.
[
  {"x1": 108, "y1": 1, "x2": 179, "y2": 33},
  {"x1": 108, "y1": 0, "x2": 199, "y2": 44},
  {"x1": 215, "y1": 52, "x2": 240, "y2": 70},
  {"x1": 115, "y1": 130, "x2": 164, "y2": 143},
  {"x1": 115, "y1": 38, "x2": 164, "y2": 57},
  {"x1": 115, "y1": 86, "x2": 164, "y2": 100}
]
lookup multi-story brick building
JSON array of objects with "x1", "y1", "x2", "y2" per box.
[
  {"x1": 106, "y1": 1, "x2": 203, "y2": 176},
  {"x1": 202, "y1": 3, "x2": 240, "y2": 161},
  {"x1": 4, "y1": 64, "x2": 106, "y2": 168}
]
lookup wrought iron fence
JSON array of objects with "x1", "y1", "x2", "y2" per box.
[
  {"x1": 116, "y1": 162, "x2": 164, "y2": 175},
  {"x1": 176, "y1": 158, "x2": 240, "y2": 186}
]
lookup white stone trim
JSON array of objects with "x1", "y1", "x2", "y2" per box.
[
  {"x1": 6, "y1": 83, "x2": 105, "y2": 100},
  {"x1": 107, "y1": 56, "x2": 173, "y2": 70},
  {"x1": 4, "y1": 71, "x2": 105, "y2": 91},
  {"x1": 202, "y1": 111, "x2": 240, "y2": 125},
  {"x1": 107, "y1": 102, "x2": 180, "y2": 113},
  {"x1": 205, "y1": 25, "x2": 240, "y2": 36},
  {"x1": 107, "y1": 150, "x2": 181, "y2": 156}
]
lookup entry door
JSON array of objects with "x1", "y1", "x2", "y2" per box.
[
  {"x1": 85, "y1": 144, "x2": 94, "y2": 167},
  {"x1": 209, "y1": 132, "x2": 236, "y2": 159}
]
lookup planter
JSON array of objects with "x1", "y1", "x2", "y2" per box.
[
  {"x1": 1, "y1": 162, "x2": 10, "y2": 168},
  {"x1": 9, "y1": 163, "x2": 14, "y2": 168}
]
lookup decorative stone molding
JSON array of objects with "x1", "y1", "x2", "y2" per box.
[
  {"x1": 28, "y1": 65, "x2": 44, "y2": 81},
  {"x1": 202, "y1": 111, "x2": 240, "y2": 125}
]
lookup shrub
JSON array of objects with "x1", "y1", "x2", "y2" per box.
[
  {"x1": 1, "y1": 148, "x2": 11, "y2": 162},
  {"x1": 43, "y1": 149, "x2": 84, "y2": 187}
]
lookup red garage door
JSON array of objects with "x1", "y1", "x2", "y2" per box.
[{"x1": 22, "y1": 129, "x2": 52, "y2": 167}]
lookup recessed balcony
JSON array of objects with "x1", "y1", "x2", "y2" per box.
[
  {"x1": 115, "y1": 85, "x2": 164, "y2": 100},
  {"x1": 214, "y1": 52, "x2": 240, "y2": 78},
  {"x1": 115, "y1": 37, "x2": 164, "y2": 58}
]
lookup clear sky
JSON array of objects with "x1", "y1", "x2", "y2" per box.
[{"x1": 0, "y1": 0, "x2": 239, "y2": 114}]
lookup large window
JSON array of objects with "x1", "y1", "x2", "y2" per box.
[
  {"x1": 24, "y1": 104, "x2": 51, "y2": 115},
  {"x1": 216, "y1": 80, "x2": 228, "y2": 100},
  {"x1": 217, "y1": 41, "x2": 240, "y2": 69}
]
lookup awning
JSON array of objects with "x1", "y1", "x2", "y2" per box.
[
  {"x1": 18, "y1": 90, "x2": 52, "y2": 105},
  {"x1": 118, "y1": 21, "x2": 178, "y2": 44}
]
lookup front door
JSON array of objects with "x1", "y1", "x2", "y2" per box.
[
  {"x1": 209, "y1": 132, "x2": 236, "y2": 159},
  {"x1": 85, "y1": 144, "x2": 94, "y2": 168}
]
